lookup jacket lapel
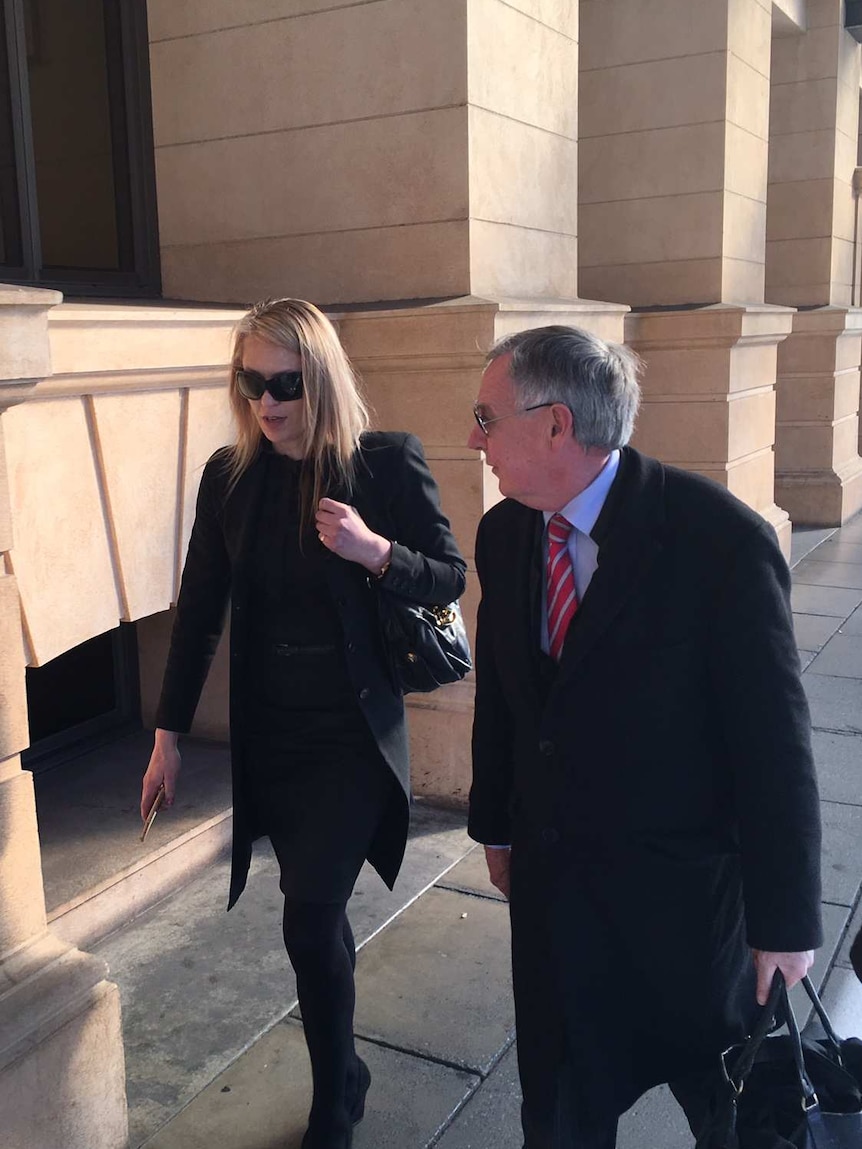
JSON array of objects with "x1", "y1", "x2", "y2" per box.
[
  {"x1": 552, "y1": 448, "x2": 666, "y2": 684},
  {"x1": 490, "y1": 503, "x2": 547, "y2": 706},
  {"x1": 524, "y1": 507, "x2": 546, "y2": 681}
]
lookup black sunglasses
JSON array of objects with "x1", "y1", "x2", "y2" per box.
[{"x1": 235, "y1": 368, "x2": 304, "y2": 402}]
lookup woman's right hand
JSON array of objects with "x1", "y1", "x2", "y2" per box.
[{"x1": 141, "y1": 729, "x2": 181, "y2": 821}]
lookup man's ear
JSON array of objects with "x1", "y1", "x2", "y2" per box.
[{"x1": 549, "y1": 403, "x2": 572, "y2": 441}]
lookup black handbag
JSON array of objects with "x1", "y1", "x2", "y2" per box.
[
  {"x1": 377, "y1": 594, "x2": 472, "y2": 694},
  {"x1": 696, "y1": 972, "x2": 862, "y2": 1149}
]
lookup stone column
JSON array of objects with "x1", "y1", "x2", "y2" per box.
[
  {"x1": 0, "y1": 287, "x2": 128, "y2": 1149},
  {"x1": 773, "y1": 307, "x2": 862, "y2": 522},
  {"x1": 148, "y1": 0, "x2": 580, "y2": 307},
  {"x1": 626, "y1": 305, "x2": 794, "y2": 554},
  {"x1": 579, "y1": 0, "x2": 792, "y2": 551},
  {"x1": 766, "y1": 0, "x2": 862, "y2": 523}
]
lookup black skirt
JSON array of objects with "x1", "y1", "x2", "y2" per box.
[
  {"x1": 244, "y1": 643, "x2": 397, "y2": 903},
  {"x1": 241, "y1": 449, "x2": 397, "y2": 902}
]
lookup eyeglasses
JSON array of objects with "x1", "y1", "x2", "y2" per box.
[
  {"x1": 472, "y1": 402, "x2": 554, "y2": 435},
  {"x1": 235, "y1": 368, "x2": 304, "y2": 402}
]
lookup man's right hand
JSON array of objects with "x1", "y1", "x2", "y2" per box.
[
  {"x1": 140, "y1": 730, "x2": 181, "y2": 821},
  {"x1": 484, "y1": 845, "x2": 512, "y2": 900}
]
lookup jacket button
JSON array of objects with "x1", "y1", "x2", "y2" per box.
[
  {"x1": 359, "y1": 687, "x2": 370, "y2": 701},
  {"x1": 347, "y1": 642, "x2": 356, "y2": 653},
  {"x1": 539, "y1": 740, "x2": 555, "y2": 756},
  {"x1": 541, "y1": 828, "x2": 559, "y2": 845}
]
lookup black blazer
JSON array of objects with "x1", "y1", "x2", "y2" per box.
[
  {"x1": 156, "y1": 431, "x2": 466, "y2": 908},
  {"x1": 468, "y1": 446, "x2": 822, "y2": 1098}
]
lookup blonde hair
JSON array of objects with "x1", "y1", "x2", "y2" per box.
[{"x1": 227, "y1": 298, "x2": 370, "y2": 533}]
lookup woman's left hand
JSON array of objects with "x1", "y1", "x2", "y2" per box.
[{"x1": 316, "y1": 498, "x2": 392, "y2": 574}]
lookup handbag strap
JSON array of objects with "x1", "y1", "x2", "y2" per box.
[
  {"x1": 780, "y1": 976, "x2": 818, "y2": 1110},
  {"x1": 801, "y1": 974, "x2": 844, "y2": 1057},
  {"x1": 724, "y1": 970, "x2": 786, "y2": 1088},
  {"x1": 724, "y1": 972, "x2": 818, "y2": 1110}
]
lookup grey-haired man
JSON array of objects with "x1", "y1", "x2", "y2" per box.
[{"x1": 467, "y1": 326, "x2": 822, "y2": 1149}]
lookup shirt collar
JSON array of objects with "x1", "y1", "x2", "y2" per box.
[{"x1": 543, "y1": 450, "x2": 621, "y2": 537}]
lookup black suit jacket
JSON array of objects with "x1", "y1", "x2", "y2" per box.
[
  {"x1": 156, "y1": 431, "x2": 466, "y2": 909},
  {"x1": 468, "y1": 446, "x2": 822, "y2": 1101}
]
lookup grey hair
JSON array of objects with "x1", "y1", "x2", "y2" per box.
[{"x1": 487, "y1": 325, "x2": 642, "y2": 451}]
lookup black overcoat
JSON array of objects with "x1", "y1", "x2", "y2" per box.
[
  {"x1": 155, "y1": 431, "x2": 466, "y2": 909},
  {"x1": 468, "y1": 446, "x2": 823, "y2": 1125}
]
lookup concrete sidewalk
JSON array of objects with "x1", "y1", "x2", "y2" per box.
[{"x1": 113, "y1": 515, "x2": 862, "y2": 1149}]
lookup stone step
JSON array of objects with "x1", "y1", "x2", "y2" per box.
[
  {"x1": 48, "y1": 808, "x2": 232, "y2": 949},
  {"x1": 33, "y1": 729, "x2": 233, "y2": 948}
]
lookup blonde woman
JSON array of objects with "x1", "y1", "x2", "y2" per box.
[{"x1": 140, "y1": 298, "x2": 466, "y2": 1149}]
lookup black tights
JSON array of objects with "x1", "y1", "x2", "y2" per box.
[{"x1": 283, "y1": 898, "x2": 359, "y2": 1141}]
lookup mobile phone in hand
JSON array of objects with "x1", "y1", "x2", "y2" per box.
[{"x1": 140, "y1": 783, "x2": 166, "y2": 843}]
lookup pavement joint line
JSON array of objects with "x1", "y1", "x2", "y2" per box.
[
  {"x1": 432, "y1": 882, "x2": 508, "y2": 904},
  {"x1": 798, "y1": 612, "x2": 860, "y2": 620},
  {"x1": 812, "y1": 725, "x2": 862, "y2": 735},
  {"x1": 790, "y1": 530, "x2": 840, "y2": 569},
  {"x1": 346, "y1": 1028, "x2": 516, "y2": 1080},
  {"x1": 348, "y1": 843, "x2": 482, "y2": 957},
  {"x1": 421, "y1": 1036, "x2": 519, "y2": 1148},
  {"x1": 422, "y1": 1076, "x2": 489, "y2": 1149},
  {"x1": 822, "y1": 896, "x2": 858, "y2": 911},
  {"x1": 136, "y1": 998, "x2": 305, "y2": 1148},
  {"x1": 283, "y1": 1014, "x2": 516, "y2": 1101},
  {"x1": 828, "y1": 886, "x2": 862, "y2": 964}
]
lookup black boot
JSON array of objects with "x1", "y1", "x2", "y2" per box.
[
  {"x1": 300, "y1": 1057, "x2": 370, "y2": 1148},
  {"x1": 348, "y1": 1057, "x2": 371, "y2": 1125},
  {"x1": 300, "y1": 1117, "x2": 352, "y2": 1149}
]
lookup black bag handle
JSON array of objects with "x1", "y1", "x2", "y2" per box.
[
  {"x1": 801, "y1": 974, "x2": 845, "y2": 1058},
  {"x1": 780, "y1": 975, "x2": 819, "y2": 1110},
  {"x1": 723, "y1": 971, "x2": 786, "y2": 1089},
  {"x1": 723, "y1": 972, "x2": 818, "y2": 1111}
]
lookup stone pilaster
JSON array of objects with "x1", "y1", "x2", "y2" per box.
[
  {"x1": 579, "y1": 1, "x2": 792, "y2": 546},
  {"x1": 0, "y1": 286, "x2": 128, "y2": 1149},
  {"x1": 626, "y1": 305, "x2": 794, "y2": 556},
  {"x1": 774, "y1": 306, "x2": 862, "y2": 524},
  {"x1": 765, "y1": 4, "x2": 862, "y2": 524},
  {"x1": 579, "y1": 0, "x2": 773, "y2": 307}
]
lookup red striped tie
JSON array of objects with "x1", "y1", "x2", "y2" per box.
[{"x1": 547, "y1": 513, "x2": 578, "y2": 662}]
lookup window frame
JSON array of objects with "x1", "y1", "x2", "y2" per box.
[{"x1": 0, "y1": 0, "x2": 160, "y2": 297}]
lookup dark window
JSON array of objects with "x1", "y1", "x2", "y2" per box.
[
  {"x1": 23, "y1": 623, "x2": 141, "y2": 772},
  {"x1": 0, "y1": 10, "x2": 23, "y2": 265},
  {"x1": 0, "y1": 0, "x2": 159, "y2": 295}
]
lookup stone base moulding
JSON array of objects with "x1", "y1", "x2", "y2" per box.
[
  {"x1": 775, "y1": 307, "x2": 862, "y2": 527},
  {"x1": 0, "y1": 938, "x2": 128, "y2": 1149},
  {"x1": 625, "y1": 303, "x2": 796, "y2": 557}
]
